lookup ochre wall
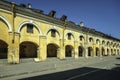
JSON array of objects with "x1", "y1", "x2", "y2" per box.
[{"x1": 0, "y1": 7, "x2": 120, "y2": 64}]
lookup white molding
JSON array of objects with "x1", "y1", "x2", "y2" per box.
[
  {"x1": 0, "y1": 16, "x2": 12, "y2": 32},
  {"x1": 45, "y1": 26, "x2": 62, "y2": 39},
  {"x1": 17, "y1": 20, "x2": 42, "y2": 35}
]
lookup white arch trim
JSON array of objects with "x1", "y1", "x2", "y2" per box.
[
  {"x1": 65, "y1": 31, "x2": 76, "y2": 41},
  {"x1": 17, "y1": 20, "x2": 42, "y2": 35},
  {"x1": 0, "y1": 16, "x2": 12, "y2": 32},
  {"x1": 45, "y1": 26, "x2": 62, "y2": 39}
]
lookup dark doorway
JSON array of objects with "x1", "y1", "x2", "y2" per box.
[
  {"x1": 65, "y1": 45, "x2": 73, "y2": 57},
  {"x1": 78, "y1": 46, "x2": 84, "y2": 57},
  {"x1": 96, "y1": 47, "x2": 100, "y2": 56},
  {"x1": 0, "y1": 40, "x2": 8, "y2": 59},
  {"x1": 88, "y1": 47, "x2": 93, "y2": 56},
  {"x1": 20, "y1": 42, "x2": 37, "y2": 58},
  {"x1": 47, "y1": 44, "x2": 59, "y2": 57},
  {"x1": 102, "y1": 47, "x2": 105, "y2": 56}
]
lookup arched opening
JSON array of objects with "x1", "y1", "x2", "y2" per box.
[
  {"x1": 47, "y1": 44, "x2": 59, "y2": 57},
  {"x1": 111, "y1": 49, "x2": 113, "y2": 55},
  {"x1": 96, "y1": 47, "x2": 100, "y2": 56},
  {"x1": 114, "y1": 49, "x2": 116, "y2": 55},
  {"x1": 107, "y1": 48, "x2": 109, "y2": 56},
  {"x1": 96, "y1": 39, "x2": 100, "y2": 44},
  {"x1": 101, "y1": 47, "x2": 105, "y2": 56},
  {"x1": 79, "y1": 35, "x2": 84, "y2": 41},
  {"x1": 20, "y1": 42, "x2": 37, "y2": 58},
  {"x1": 78, "y1": 46, "x2": 84, "y2": 57},
  {"x1": 102, "y1": 40, "x2": 105, "y2": 45},
  {"x1": 88, "y1": 47, "x2": 93, "y2": 56},
  {"x1": 0, "y1": 40, "x2": 8, "y2": 59},
  {"x1": 89, "y1": 37, "x2": 93, "y2": 43},
  {"x1": 117, "y1": 49, "x2": 119, "y2": 55},
  {"x1": 107, "y1": 41, "x2": 110, "y2": 47},
  {"x1": 65, "y1": 45, "x2": 74, "y2": 57},
  {"x1": 46, "y1": 28, "x2": 61, "y2": 39}
]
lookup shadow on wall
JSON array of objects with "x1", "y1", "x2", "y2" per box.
[{"x1": 19, "y1": 66, "x2": 120, "y2": 80}]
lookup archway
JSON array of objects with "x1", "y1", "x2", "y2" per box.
[
  {"x1": 101, "y1": 47, "x2": 105, "y2": 56},
  {"x1": 47, "y1": 44, "x2": 59, "y2": 57},
  {"x1": 78, "y1": 46, "x2": 84, "y2": 57},
  {"x1": 65, "y1": 45, "x2": 74, "y2": 57},
  {"x1": 111, "y1": 49, "x2": 113, "y2": 55},
  {"x1": 0, "y1": 40, "x2": 8, "y2": 59},
  {"x1": 117, "y1": 49, "x2": 119, "y2": 55},
  {"x1": 88, "y1": 47, "x2": 93, "y2": 56},
  {"x1": 96, "y1": 47, "x2": 100, "y2": 56},
  {"x1": 107, "y1": 48, "x2": 109, "y2": 56},
  {"x1": 20, "y1": 42, "x2": 37, "y2": 58},
  {"x1": 114, "y1": 49, "x2": 116, "y2": 55}
]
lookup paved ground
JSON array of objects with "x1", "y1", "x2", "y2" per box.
[{"x1": 0, "y1": 56, "x2": 120, "y2": 80}]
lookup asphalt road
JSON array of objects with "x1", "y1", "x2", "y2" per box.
[
  {"x1": 18, "y1": 67, "x2": 120, "y2": 80},
  {"x1": 1, "y1": 56, "x2": 120, "y2": 80},
  {"x1": 19, "y1": 57, "x2": 120, "y2": 80}
]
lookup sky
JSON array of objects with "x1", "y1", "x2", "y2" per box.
[{"x1": 8, "y1": 0, "x2": 120, "y2": 39}]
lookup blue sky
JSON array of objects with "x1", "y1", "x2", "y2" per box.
[{"x1": 8, "y1": 0, "x2": 120, "y2": 39}]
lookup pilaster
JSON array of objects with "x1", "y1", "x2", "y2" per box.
[
  {"x1": 84, "y1": 42, "x2": 88, "y2": 58},
  {"x1": 74, "y1": 41, "x2": 78, "y2": 59},
  {"x1": 39, "y1": 36, "x2": 47, "y2": 61}
]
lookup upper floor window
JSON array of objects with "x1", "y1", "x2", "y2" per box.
[
  {"x1": 102, "y1": 40, "x2": 105, "y2": 44},
  {"x1": 89, "y1": 37, "x2": 93, "y2": 42},
  {"x1": 96, "y1": 39, "x2": 99, "y2": 44},
  {"x1": 107, "y1": 41, "x2": 110, "y2": 46},
  {"x1": 51, "y1": 29, "x2": 56, "y2": 37},
  {"x1": 80, "y1": 36, "x2": 83, "y2": 41},
  {"x1": 27, "y1": 24, "x2": 33, "y2": 33},
  {"x1": 68, "y1": 33, "x2": 71, "y2": 40}
]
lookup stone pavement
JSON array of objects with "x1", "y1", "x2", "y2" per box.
[{"x1": 0, "y1": 56, "x2": 119, "y2": 79}]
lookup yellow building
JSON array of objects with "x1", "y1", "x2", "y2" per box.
[{"x1": 0, "y1": 0, "x2": 120, "y2": 64}]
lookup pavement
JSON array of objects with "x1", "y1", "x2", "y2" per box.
[{"x1": 0, "y1": 56, "x2": 120, "y2": 79}]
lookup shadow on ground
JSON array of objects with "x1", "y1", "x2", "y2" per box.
[
  {"x1": 19, "y1": 66, "x2": 120, "y2": 80},
  {"x1": 116, "y1": 57, "x2": 120, "y2": 60}
]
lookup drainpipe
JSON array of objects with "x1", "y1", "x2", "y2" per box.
[
  {"x1": 63, "y1": 21, "x2": 67, "y2": 46},
  {"x1": 12, "y1": 2, "x2": 15, "y2": 43},
  {"x1": 11, "y1": 2, "x2": 15, "y2": 63}
]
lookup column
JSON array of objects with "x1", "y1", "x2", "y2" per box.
[
  {"x1": 58, "y1": 39, "x2": 65, "y2": 59},
  {"x1": 74, "y1": 41, "x2": 78, "y2": 59},
  {"x1": 93, "y1": 43, "x2": 96, "y2": 57},
  {"x1": 109, "y1": 48, "x2": 111, "y2": 56},
  {"x1": 8, "y1": 32, "x2": 20, "y2": 64},
  {"x1": 104, "y1": 47, "x2": 107, "y2": 56},
  {"x1": 13, "y1": 32, "x2": 20, "y2": 63},
  {"x1": 39, "y1": 36, "x2": 47, "y2": 61},
  {"x1": 34, "y1": 36, "x2": 47, "y2": 62},
  {"x1": 99, "y1": 44, "x2": 102, "y2": 57},
  {"x1": 8, "y1": 32, "x2": 13, "y2": 63},
  {"x1": 84, "y1": 42, "x2": 88, "y2": 58}
]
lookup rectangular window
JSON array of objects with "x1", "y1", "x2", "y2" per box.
[
  {"x1": 51, "y1": 29, "x2": 56, "y2": 37},
  {"x1": 27, "y1": 24, "x2": 33, "y2": 33},
  {"x1": 68, "y1": 33, "x2": 71, "y2": 40}
]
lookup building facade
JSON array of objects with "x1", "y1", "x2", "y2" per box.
[{"x1": 0, "y1": 1, "x2": 120, "y2": 64}]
